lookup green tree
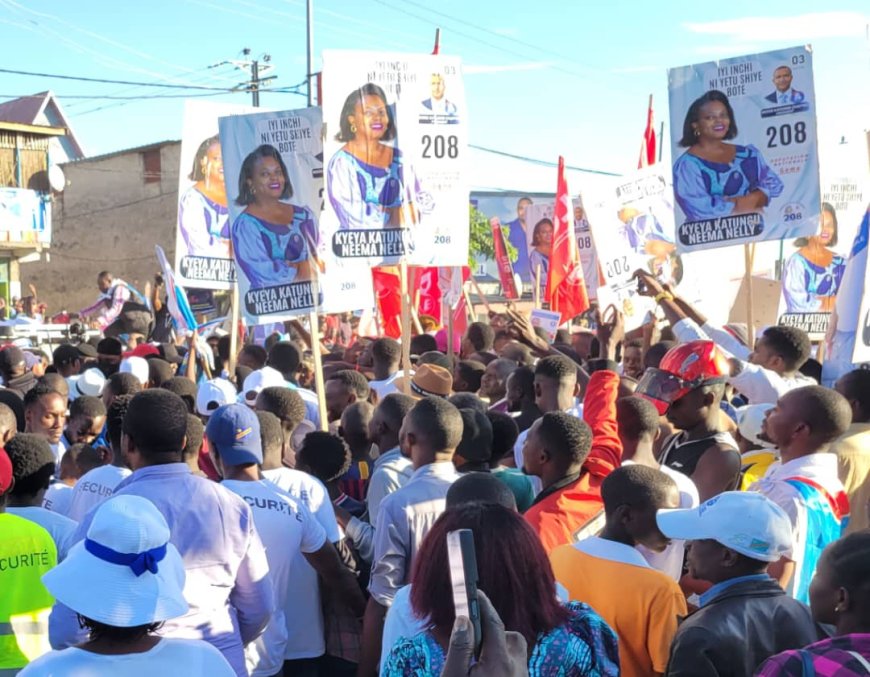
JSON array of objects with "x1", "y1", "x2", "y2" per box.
[{"x1": 468, "y1": 204, "x2": 516, "y2": 269}]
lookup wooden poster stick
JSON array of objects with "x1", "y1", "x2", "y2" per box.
[
  {"x1": 400, "y1": 261, "x2": 412, "y2": 395},
  {"x1": 308, "y1": 311, "x2": 329, "y2": 431},
  {"x1": 534, "y1": 265, "x2": 542, "y2": 309},
  {"x1": 469, "y1": 276, "x2": 493, "y2": 315},
  {"x1": 228, "y1": 281, "x2": 240, "y2": 378},
  {"x1": 409, "y1": 304, "x2": 424, "y2": 335},
  {"x1": 446, "y1": 297, "x2": 455, "y2": 364},
  {"x1": 744, "y1": 243, "x2": 755, "y2": 340}
]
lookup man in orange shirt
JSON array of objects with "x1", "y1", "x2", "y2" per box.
[
  {"x1": 550, "y1": 464, "x2": 685, "y2": 677},
  {"x1": 522, "y1": 307, "x2": 623, "y2": 553}
]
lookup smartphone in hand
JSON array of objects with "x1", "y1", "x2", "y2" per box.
[{"x1": 447, "y1": 528, "x2": 482, "y2": 656}]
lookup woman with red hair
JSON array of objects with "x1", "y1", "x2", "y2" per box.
[{"x1": 382, "y1": 503, "x2": 620, "y2": 676}]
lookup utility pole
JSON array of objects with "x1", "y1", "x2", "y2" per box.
[
  {"x1": 306, "y1": 0, "x2": 314, "y2": 106},
  {"x1": 211, "y1": 49, "x2": 276, "y2": 107}
]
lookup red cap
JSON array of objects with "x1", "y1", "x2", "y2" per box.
[
  {"x1": 0, "y1": 447, "x2": 13, "y2": 496},
  {"x1": 123, "y1": 343, "x2": 160, "y2": 360}
]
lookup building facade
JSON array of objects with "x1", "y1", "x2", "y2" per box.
[{"x1": 20, "y1": 140, "x2": 181, "y2": 315}]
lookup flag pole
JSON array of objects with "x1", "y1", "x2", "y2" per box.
[
  {"x1": 658, "y1": 121, "x2": 665, "y2": 163},
  {"x1": 744, "y1": 243, "x2": 755, "y2": 342},
  {"x1": 400, "y1": 261, "x2": 412, "y2": 395}
]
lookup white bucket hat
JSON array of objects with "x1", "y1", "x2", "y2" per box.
[
  {"x1": 67, "y1": 368, "x2": 107, "y2": 402},
  {"x1": 42, "y1": 495, "x2": 188, "y2": 626}
]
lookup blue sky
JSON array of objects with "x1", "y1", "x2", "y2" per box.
[{"x1": 1, "y1": 0, "x2": 867, "y2": 174}]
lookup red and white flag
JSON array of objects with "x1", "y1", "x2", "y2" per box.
[
  {"x1": 638, "y1": 94, "x2": 656, "y2": 169},
  {"x1": 545, "y1": 157, "x2": 589, "y2": 324}
]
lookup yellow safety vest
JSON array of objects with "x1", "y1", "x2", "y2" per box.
[{"x1": 0, "y1": 513, "x2": 56, "y2": 671}]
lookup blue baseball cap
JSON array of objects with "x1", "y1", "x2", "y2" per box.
[{"x1": 205, "y1": 404, "x2": 262, "y2": 466}]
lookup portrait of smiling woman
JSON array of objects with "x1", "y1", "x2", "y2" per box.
[
  {"x1": 230, "y1": 144, "x2": 319, "y2": 288},
  {"x1": 673, "y1": 90, "x2": 784, "y2": 222},
  {"x1": 178, "y1": 135, "x2": 230, "y2": 259},
  {"x1": 327, "y1": 82, "x2": 432, "y2": 231}
]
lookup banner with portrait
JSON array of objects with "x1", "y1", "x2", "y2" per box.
[
  {"x1": 584, "y1": 169, "x2": 679, "y2": 330},
  {"x1": 321, "y1": 51, "x2": 469, "y2": 267},
  {"x1": 218, "y1": 107, "x2": 372, "y2": 324},
  {"x1": 668, "y1": 46, "x2": 820, "y2": 253},
  {"x1": 478, "y1": 193, "x2": 598, "y2": 297},
  {"x1": 175, "y1": 100, "x2": 257, "y2": 290},
  {"x1": 778, "y1": 176, "x2": 869, "y2": 338}
]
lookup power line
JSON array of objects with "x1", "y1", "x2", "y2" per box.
[
  {"x1": 470, "y1": 145, "x2": 621, "y2": 176},
  {"x1": 0, "y1": 67, "x2": 246, "y2": 91}
]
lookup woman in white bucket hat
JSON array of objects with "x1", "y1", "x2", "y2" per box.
[{"x1": 19, "y1": 495, "x2": 233, "y2": 676}]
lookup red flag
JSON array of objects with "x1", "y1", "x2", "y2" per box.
[
  {"x1": 545, "y1": 157, "x2": 589, "y2": 324},
  {"x1": 638, "y1": 94, "x2": 656, "y2": 169},
  {"x1": 371, "y1": 267, "x2": 402, "y2": 338},
  {"x1": 491, "y1": 217, "x2": 519, "y2": 299}
]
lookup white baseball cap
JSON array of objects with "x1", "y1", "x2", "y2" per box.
[
  {"x1": 196, "y1": 378, "x2": 238, "y2": 417},
  {"x1": 657, "y1": 491, "x2": 793, "y2": 562},
  {"x1": 68, "y1": 368, "x2": 107, "y2": 401},
  {"x1": 241, "y1": 366, "x2": 286, "y2": 406},
  {"x1": 736, "y1": 404, "x2": 776, "y2": 449},
  {"x1": 119, "y1": 356, "x2": 149, "y2": 386},
  {"x1": 42, "y1": 495, "x2": 187, "y2": 626}
]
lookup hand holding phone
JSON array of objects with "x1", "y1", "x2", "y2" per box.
[
  {"x1": 440, "y1": 589, "x2": 529, "y2": 677},
  {"x1": 447, "y1": 529, "x2": 481, "y2": 656}
]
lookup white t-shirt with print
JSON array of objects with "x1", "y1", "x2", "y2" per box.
[
  {"x1": 261, "y1": 467, "x2": 340, "y2": 542},
  {"x1": 66, "y1": 465, "x2": 132, "y2": 522},
  {"x1": 222, "y1": 479, "x2": 327, "y2": 672},
  {"x1": 42, "y1": 482, "x2": 74, "y2": 516}
]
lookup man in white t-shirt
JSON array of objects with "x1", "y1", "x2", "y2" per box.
[
  {"x1": 66, "y1": 395, "x2": 133, "y2": 522},
  {"x1": 207, "y1": 405, "x2": 366, "y2": 677},
  {"x1": 616, "y1": 396, "x2": 699, "y2": 580},
  {"x1": 256, "y1": 410, "x2": 340, "y2": 542},
  {"x1": 366, "y1": 338, "x2": 402, "y2": 401},
  {"x1": 750, "y1": 385, "x2": 852, "y2": 604}
]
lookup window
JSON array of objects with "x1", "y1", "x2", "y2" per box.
[{"x1": 142, "y1": 148, "x2": 161, "y2": 184}]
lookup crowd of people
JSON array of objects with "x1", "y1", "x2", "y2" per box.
[{"x1": 1, "y1": 267, "x2": 869, "y2": 677}]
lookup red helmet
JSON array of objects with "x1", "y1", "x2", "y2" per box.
[{"x1": 636, "y1": 340, "x2": 729, "y2": 415}]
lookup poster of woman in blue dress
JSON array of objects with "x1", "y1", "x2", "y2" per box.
[
  {"x1": 327, "y1": 83, "x2": 431, "y2": 231},
  {"x1": 781, "y1": 202, "x2": 846, "y2": 312},
  {"x1": 321, "y1": 51, "x2": 469, "y2": 267},
  {"x1": 668, "y1": 46, "x2": 819, "y2": 253},
  {"x1": 175, "y1": 100, "x2": 257, "y2": 289},
  {"x1": 218, "y1": 107, "x2": 372, "y2": 324}
]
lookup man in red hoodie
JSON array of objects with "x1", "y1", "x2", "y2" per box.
[{"x1": 522, "y1": 307, "x2": 623, "y2": 553}]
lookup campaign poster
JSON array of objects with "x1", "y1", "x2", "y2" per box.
[
  {"x1": 175, "y1": 100, "x2": 257, "y2": 290},
  {"x1": 778, "y1": 176, "x2": 869, "y2": 338},
  {"x1": 218, "y1": 107, "x2": 372, "y2": 324},
  {"x1": 668, "y1": 46, "x2": 820, "y2": 253},
  {"x1": 320, "y1": 51, "x2": 469, "y2": 267},
  {"x1": 584, "y1": 170, "x2": 676, "y2": 329},
  {"x1": 525, "y1": 202, "x2": 555, "y2": 299}
]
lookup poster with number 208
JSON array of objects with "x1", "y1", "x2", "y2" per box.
[
  {"x1": 668, "y1": 45, "x2": 820, "y2": 253},
  {"x1": 321, "y1": 50, "x2": 470, "y2": 267}
]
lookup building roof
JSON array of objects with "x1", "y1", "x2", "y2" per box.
[
  {"x1": 0, "y1": 91, "x2": 85, "y2": 160},
  {"x1": 63, "y1": 139, "x2": 178, "y2": 166}
]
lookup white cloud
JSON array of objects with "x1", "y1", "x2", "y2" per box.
[
  {"x1": 684, "y1": 11, "x2": 867, "y2": 41},
  {"x1": 464, "y1": 62, "x2": 551, "y2": 74}
]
